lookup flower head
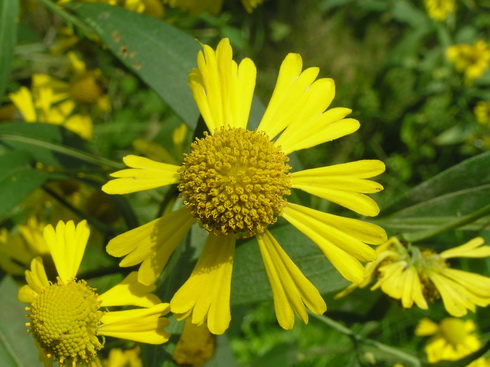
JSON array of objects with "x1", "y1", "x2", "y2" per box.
[
  {"x1": 18, "y1": 220, "x2": 170, "y2": 366},
  {"x1": 0, "y1": 217, "x2": 49, "y2": 276},
  {"x1": 474, "y1": 101, "x2": 490, "y2": 127},
  {"x1": 415, "y1": 317, "x2": 481, "y2": 363},
  {"x1": 337, "y1": 237, "x2": 490, "y2": 316},
  {"x1": 424, "y1": 0, "x2": 455, "y2": 21},
  {"x1": 9, "y1": 82, "x2": 93, "y2": 140},
  {"x1": 447, "y1": 40, "x2": 490, "y2": 83},
  {"x1": 103, "y1": 38, "x2": 386, "y2": 334}
]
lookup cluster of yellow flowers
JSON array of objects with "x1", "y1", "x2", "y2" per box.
[
  {"x1": 5, "y1": 1, "x2": 490, "y2": 364},
  {"x1": 424, "y1": 0, "x2": 456, "y2": 21},
  {"x1": 447, "y1": 40, "x2": 490, "y2": 84}
]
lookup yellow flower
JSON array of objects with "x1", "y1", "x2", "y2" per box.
[
  {"x1": 9, "y1": 84, "x2": 93, "y2": 140},
  {"x1": 468, "y1": 358, "x2": 490, "y2": 367},
  {"x1": 415, "y1": 317, "x2": 481, "y2": 363},
  {"x1": 0, "y1": 217, "x2": 49, "y2": 276},
  {"x1": 424, "y1": 0, "x2": 455, "y2": 21},
  {"x1": 103, "y1": 38, "x2": 387, "y2": 334},
  {"x1": 337, "y1": 237, "x2": 490, "y2": 316},
  {"x1": 103, "y1": 347, "x2": 142, "y2": 367},
  {"x1": 18, "y1": 220, "x2": 170, "y2": 366},
  {"x1": 173, "y1": 318, "x2": 215, "y2": 367},
  {"x1": 447, "y1": 40, "x2": 490, "y2": 83},
  {"x1": 163, "y1": 0, "x2": 262, "y2": 15},
  {"x1": 474, "y1": 101, "x2": 490, "y2": 127},
  {"x1": 35, "y1": 52, "x2": 111, "y2": 112}
]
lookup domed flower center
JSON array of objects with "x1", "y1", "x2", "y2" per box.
[
  {"x1": 69, "y1": 71, "x2": 104, "y2": 105},
  {"x1": 439, "y1": 318, "x2": 468, "y2": 346},
  {"x1": 178, "y1": 127, "x2": 291, "y2": 238},
  {"x1": 26, "y1": 278, "x2": 103, "y2": 365}
]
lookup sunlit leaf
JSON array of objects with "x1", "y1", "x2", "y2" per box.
[{"x1": 377, "y1": 152, "x2": 490, "y2": 235}]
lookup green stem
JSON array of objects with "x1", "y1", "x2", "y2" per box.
[
  {"x1": 401, "y1": 204, "x2": 490, "y2": 243},
  {"x1": 1, "y1": 133, "x2": 122, "y2": 169},
  {"x1": 310, "y1": 312, "x2": 421, "y2": 367},
  {"x1": 37, "y1": 0, "x2": 95, "y2": 37}
]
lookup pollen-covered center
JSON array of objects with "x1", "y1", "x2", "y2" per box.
[
  {"x1": 69, "y1": 71, "x2": 104, "y2": 105},
  {"x1": 178, "y1": 127, "x2": 291, "y2": 238},
  {"x1": 439, "y1": 318, "x2": 468, "y2": 346},
  {"x1": 26, "y1": 278, "x2": 103, "y2": 365}
]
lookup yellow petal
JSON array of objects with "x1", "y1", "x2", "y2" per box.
[
  {"x1": 189, "y1": 38, "x2": 256, "y2": 133},
  {"x1": 257, "y1": 230, "x2": 326, "y2": 330},
  {"x1": 276, "y1": 113, "x2": 360, "y2": 155},
  {"x1": 400, "y1": 266, "x2": 428, "y2": 309},
  {"x1": 106, "y1": 207, "x2": 195, "y2": 285},
  {"x1": 99, "y1": 303, "x2": 170, "y2": 344},
  {"x1": 258, "y1": 53, "x2": 323, "y2": 139},
  {"x1": 102, "y1": 155, "x2": 180, "y2": 194},
  {"x1": 98, "y1": 271, "x2": 161, "y2": 308},
  {"x1": 18, "y1": 285, "x2": 36, "y2": 303},
  {"x1": 9, "y1": 87, "x2": 36, "y2": 122},
  {"x1": 435, "y1": 268, "x2": 490, "y2": 300},
  {"x1": 428, "y1": 271, "x2": 476, "y2": 317},
  {"x1": 43, "y1": 220, "x2": 89, "y2": 281},
  {"x1": 415, "y1": 318, "x2": 439, "y2": 336},
  {"x1": 171, "y1": 234, "x2": 235, "y2": 335},
  {"x1": 282, "y1": 203, "x2": 386, "y2": 283},
  {"x1": 291, "y1": 160, "x2": 385, "y2": 216},
  {"x1": 440, "y1": 237, "x2": 490, "y2": 259}
]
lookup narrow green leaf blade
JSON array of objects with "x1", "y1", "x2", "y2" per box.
[
  {"x1": 0, "y1": 0, "x2": 19, "y2": 99},
  {"x1": 0, "y1": 276, "x2": 39, "y2": 367},
  {"x1": 71, "y1": 3, "x2": 200, "y2": 128},
  {"x1": 378, "y1": 152, "x2": 490, "y2": 234}
]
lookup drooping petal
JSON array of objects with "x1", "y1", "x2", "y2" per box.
[
  {"x1": 427, "y1": 270, "x2": 478, "y2": 317},
  {"x1": 257, "y1": 53, "x2": 324, "y2": 140},
  {"x1": 291, "y1": 160, "x2": 385, "y2": 216},
  {"x1": 98, "y1": 272, "x2": 161, "y2": 308},
  {"x1": 282, "y1": 202, "x2": 386, "y2": 283},
  {"x1": 99, "y1": 303, "x2": 170, "y2": 344},
  {"x1": 415, "y1": 318, "x2": 439, "y2": 336},
  {"x1": 257, "y1": 230, "x2": 326, "y2": 330},
  {"x1": 439, "y1": 268, "x2": 490, "y2": 298},
  {"x1": 171, "y1": 234, "x2": 235, "y2": 335},
  {"x1": 189, "y1": 38, "x2": 256, "y2": 133},
  {"x1": 9, "y1": 87, "x2": 37, "y2": 122},
  {"x1": 375, "y1": 262, "x2": 428, "y2": 309},
  {"x1": 102, "y1": 155, "x2": 180, "y2": 195},
  {"x1": 440, "y1": 237, "x2": 490, "y2": 259},
  {"x1": 106, "y1": 207, "x2": 195, "y2": 286},
  {"x1": 43, "y1": 220, "x2": 89, "y2": 282}
]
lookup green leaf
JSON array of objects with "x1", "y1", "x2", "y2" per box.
[
  {"x1": 0, "y1": 0, "x2": 19, "y2": 100},
  {"x1": 0, "y1": 122, "x2": 120, "y2": 169},
  {"x1": 377, "y1": 152, "x2": 490, "y2": 234},
  {"x1": 71, "y1": 3, "x2": 201, "y2": 129},
  {"x1": 0, "y1": 275, "x2": 39, "y2": 367},
  {"x1": 0, "y1": 151, "x2": 51, "y2": 220},
  {"x1": 231, "y1": 222, "x2": 348, "y2": 305}
]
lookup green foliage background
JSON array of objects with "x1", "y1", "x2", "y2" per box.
[{"x1": 0, "y1": 0, "x2": 489, "y2": 366}]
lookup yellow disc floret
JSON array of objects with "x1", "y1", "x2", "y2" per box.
[
  {"x1": 69, "y1": 71, "x2": 105, "y2": 105},
  {"x1": 26, "y1": 278, "x2": 103, "y2": 365},
  {"x1": 178, "y1": 127, "x2": 291, "y2": 238},
  {"x1": 439, "y1": 318, "x2": 468, "y2": 346}
]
